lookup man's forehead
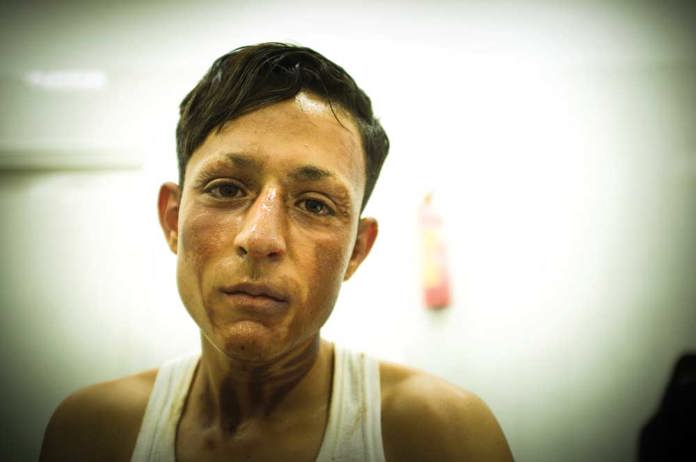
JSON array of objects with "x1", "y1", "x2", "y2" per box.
[
  {"x1": 294, "y1": 92, "x2": 341, "y2": 118},
  {"x1": 219, "y1": 93, "x2": 360, "y2": 147},
  {"x1": 187, "y1": 94, "x2": 366, "y2": 192}
]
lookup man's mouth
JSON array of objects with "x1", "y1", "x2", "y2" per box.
[{"x1": 221, "y1": 282, "x2": 288, "y2": 303}]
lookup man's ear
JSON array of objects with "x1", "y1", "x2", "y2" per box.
[
  {"x1": 157, "y1": 182, "x2": 180, "y2": 254},
  {"x1": 343, "y1": 217, "x2": 378, "y2": 281}
]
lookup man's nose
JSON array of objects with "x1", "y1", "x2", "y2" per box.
[{"x1": 233, "y1": 187, "x2": 287, "y2": 260}]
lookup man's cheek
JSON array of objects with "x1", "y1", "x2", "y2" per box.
[
  {"x1": 308, "y1": 239, "x2": 349, "y2": 306},
  {"x1": 177, "y1": 218, "x2": 225, "y2": 310},
  {"x1": 181, "y1": 215, "x2": 229, "y2": 265}
]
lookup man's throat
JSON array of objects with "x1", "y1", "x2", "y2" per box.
[{"x1": 194, "y1": 336, "x2": 325, "y2": 434}]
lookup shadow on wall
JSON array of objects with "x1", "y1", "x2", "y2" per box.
[{"x1": 638, "y1": 353, "x2": 696, "y2": 461}]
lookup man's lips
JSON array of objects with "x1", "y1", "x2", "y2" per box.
[{"x1": 220, "y1": 282, "x2": 288, "y2": 302}]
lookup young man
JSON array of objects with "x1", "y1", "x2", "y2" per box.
[{"x1": 40, "y1": 43, "x2": 514, "y2": 461}]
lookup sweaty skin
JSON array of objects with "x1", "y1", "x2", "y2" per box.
[
  {"x1": 161, "y1": 92, "x2": 372, "y2": 459},
  {"x1": 39, "y1": 92, "x2": 514, "y2": 462}
]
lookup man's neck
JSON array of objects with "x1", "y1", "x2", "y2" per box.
[{"x1": 189, "y1": 334, "x2": 333, "y2": 435}]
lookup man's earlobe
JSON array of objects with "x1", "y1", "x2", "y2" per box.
[
  {"x1": 157, "y1": 182, "x2": 181, "y2": 255},
  {"x1": 343, "y1": 217, "x2": 378, "y2": 281}
]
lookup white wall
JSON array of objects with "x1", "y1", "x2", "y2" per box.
[{"x1": 1, "y1": 1, "x2": 695, "y2": 461}]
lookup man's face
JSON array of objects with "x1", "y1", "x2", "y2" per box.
[{"x1": 161, "y1": 92, "x2": 376, "y2": 361}]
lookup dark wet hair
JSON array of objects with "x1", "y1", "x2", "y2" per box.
[{"x1": 176, "y1": 42, "x2": 389, "y2": 212}]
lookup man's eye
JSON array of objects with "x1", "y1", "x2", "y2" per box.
[
  {"x1": 206, "y1": 183, "x2": 244, "y2": 199},
  {"x1": 301, "y1": 198, "x2": 334, "y2": 216}
]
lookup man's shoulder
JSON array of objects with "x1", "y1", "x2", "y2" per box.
[
  {"x1": 379, "y1": 361, "x2": 514, "y2": 462},
  {"x1": 39, "y1": 367, "x2": 158, "y2": 462}
]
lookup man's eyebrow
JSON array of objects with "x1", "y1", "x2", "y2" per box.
[
  {"x1": 289, "y1": 165, "x2": 336, "y2": 182},
  {"x1": 222, "y1": 152, "x2": 263, "y2": 170},
  {"x1": 211, "y1": 155, "x2": 334, "y2": 181},
  {"x1": 192, "y1": 153, "x2": 261, "y2": 185},
  {"x1": 200, "y1": 154, "x2": 346, "y2": 191}
]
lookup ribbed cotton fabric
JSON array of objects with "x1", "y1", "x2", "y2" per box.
[
  {"x1": 129, "y1": 353, "x2": 198, "y2": 462},
  {"x1": 130, "y1": 344, "x2": 385, "y2": 462},
  {"x1": 314, "y1": 346, "x2": 386, "y2": 462}
]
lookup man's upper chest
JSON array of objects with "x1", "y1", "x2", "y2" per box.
[{"x1": 175, "y1": 405, "x2": 329, "y2": 462}]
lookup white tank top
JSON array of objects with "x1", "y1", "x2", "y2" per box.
[{"x1": 130, "y1": 344, "x2": 386, "y2": 462}]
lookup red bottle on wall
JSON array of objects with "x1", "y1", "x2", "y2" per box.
[{"x1": 419, "y1": 193, "x2": 451, "y2": 309}]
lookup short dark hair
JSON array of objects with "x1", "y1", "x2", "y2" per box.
[{"x1": 176, "y1": 42, "x2": 389, "y2": 212}]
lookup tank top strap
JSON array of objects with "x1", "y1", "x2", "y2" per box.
[
  {"x1": 315, "y1": 344, "x2": 386, "y2": 462},
  {"x1": 130, "y1": 353, "x2": 199, "y2": 462}
]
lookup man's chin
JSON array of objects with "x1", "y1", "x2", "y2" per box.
[{"x1": 206, "y1": 320, "x2": 286, "y2": 362}]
